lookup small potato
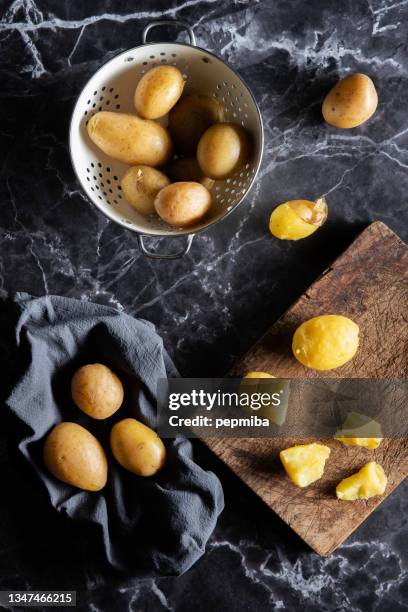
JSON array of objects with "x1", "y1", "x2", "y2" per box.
[
  {"x1": 243, "y1": 372, "x2": 275, "y2": 378},
  {"x1": 322, "y1": 73, "x2": 378, "y2": 128},
  {"x1": 169, "y1": 94, "x2": 224, "y2": 154},
  {"x1": 292, "y1": 315, "x2": 359, "y2": 371},
  {"x1": 167, "y1": 158, "x2": 215, "y2": 191},
  {"x1": 197, "y1": 122, "x2": 251, "y2": 179},
  {"x1": 43, "y1": 422, "x2": 108, "y2": 491},
  {"x1": 87, "y1": 111, "x2": 172, "y2": 166},
  {"x1": 269, "y1": 198, "x2": 328, "y2": 240},
  {"x1": 134, "y1": 65, "x2": 184, "y2": 119},
  {"x1": 121, "y1": 165, "x2": 170, "y2": 215},
  {"x1": 110, "y1": 418, "x2": 166, "y2": 477},
  {"x1": 154, "y1": 182, "x2": 212, "y2": 227},
  {"x1": 71, "y1": 363, "x2": 124, "y2": 420}
]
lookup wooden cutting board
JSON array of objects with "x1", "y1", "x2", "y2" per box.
[{"x1": 204, "y1": 221, "x2": 408, "y2": 555}]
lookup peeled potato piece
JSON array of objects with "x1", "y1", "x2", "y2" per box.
[
  {"x1": 87, "y1": 111, "x2": 172, "y2": 167},
  {"x1": 336, "y1": 462, "x2": 387, "y2": 500},
  {"x1": 154, "y1": 181, "x2": 212, "y2": 227},
  {"x1": 121, "y1": 165, "x2": 170, "y2": 215},
  {"x1": 280, "y1": 443, "x2": 331, "y2": 488},
  {"x1": 270, "y1": 198, "x2": 328, "y2": 240}
]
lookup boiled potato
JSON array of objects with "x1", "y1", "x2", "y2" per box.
[
  {"x1": 292, "y1": 315, "x2": 359, "y2": 371},
  {"x1": 197, "y1": 122, "x2": 251, "y2": 179},
  {"x1": 243, "y1": 372, "x2": 275, "y2": 378},
  {"x1": 322, "y1": 73, "x2": 378, "y2": 128},
  {"x1": 71, "y1": 363, "x2": 124, "y2": 420},
  {"x1": 154, "y1": 182, "x2": 212, "y2": 227},
  {"x1": 87, "y1": 111, "x2": 172, "y2": 166},
  {"x1": 110, "y1": 418, "x2": 166, "y2": 477},
  {"x1": 43, "y1": 422, "x2": 108, "y2": 491},
  {"x1": 169, "y1": 94, "x2": 224, "y2": 154},
  {"x1": 280, "y1": 443, "x2": 331, "y2": 488},
  {"x1": 335, "y1": 412, "x2": 383, "y2": 449},
  {"x1": 121, "y1": 165, "x2": 170, "y2": 215},
  {"x1": 336, "y1": 462, "x2": 387, "y2": 500},
  {"x1": 134, "y1": 65, "x2": 184, "y2": 119},
  {"x1": 167, "y1": 158, "x2": 214, "y2": 191},
  {"x1": 269, "y1": 198, "x2": 328, "y2": 240}
]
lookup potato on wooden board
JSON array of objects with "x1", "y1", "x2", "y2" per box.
[
  {"x1": 322, "y1": 73, "x2": 378, "y2": 128},
  {"x1": 169, "y1": 93, "x2": 224, "y2": 154},
  {"x1": 121, "y1": 165, "x2": 170, "y2": 215},
  {"x1": 197, "y1": 122, "x2": 251, "y2": 179},
  {"x1": 87, "y1": 111, "x2": 172, "y2": 166},
  {"x1": 167, "y1": 158, "x2": 214, "y2": 191},
  {"x1": 154, "y1": 181, "x2": 212, "y2": 227},
  {"x1": 43, "y1": 422, "x2": 108, "y2": 491},
  {"x1": 134, "y1": 65, "x2": 184, "y2": 119},
  {"x1": 71, "y1": 363, "x2": 124, "y2": 420},
  {"x1": 110, "y1": 418, "x2": 166, "y2": 477}
]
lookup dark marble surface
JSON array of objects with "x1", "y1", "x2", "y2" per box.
[{"x1": 1, "y1": 1, "x2": 408, "y2": 610}]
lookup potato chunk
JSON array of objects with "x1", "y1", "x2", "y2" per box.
[
  {"x1": 335, "y1": 412, "x2": 383, "y2": 449},
  {"x1": 336, "y1": 462, "x2": 387, "y2": 500},
  {"x1": 280, "y1": 443, "x2": 331, "y2": 487}
]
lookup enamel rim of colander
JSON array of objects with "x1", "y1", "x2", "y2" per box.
[{"x1": 69, "y1": 41, "x2": 264, "y2": 238}]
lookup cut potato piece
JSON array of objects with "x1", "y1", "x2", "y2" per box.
[
  {"x1": 336, "y1": 462, "x2": 387, "y2": 500},
  {"x1": 280, "y1": 442, "x2": 331, "y2": 487}
]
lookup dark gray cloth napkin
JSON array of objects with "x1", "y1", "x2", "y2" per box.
[{"x1": 5, "y1": 293, "x2": 224, "y2": 576}]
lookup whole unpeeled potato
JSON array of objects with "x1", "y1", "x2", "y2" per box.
[
  {"x1": 197, "y1": 122, "x2": 251, "y2": 179},
  {"x1": 121, "y1": 165, "x2": 170, "y2": 215},
  {"x1": 110, "y1": 418, "x2": 166, "y2": 476},
  {"x1": 169, "y1": 93, "x2": 224, "y2": 154},
  {"x1": 134, "y1": 65, "x2": 185, "y2": 119},
  {"x1": 87, "y1": 111, "x2": 172, "y2": 166},
  {"x1": 43, "y1": 422, "x2": 108, "y2": 491},
  {"x1": 167, "y1": 158, "x2": 215, "y2": 191},
  {"x1": 154, "y1": 182, "x2": 212, "y2": 227},
  {"x1": 322, "y1": 73, "x2": 378, "y2": 128},
  {"x1": 71, "y1": 363, "x2": 124, "y2": 420}
]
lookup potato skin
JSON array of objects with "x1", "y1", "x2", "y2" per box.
[
  {"x1": 134, "y1": 65, "x2": 184, "y2": 119},
  {"x1": 154, "y1": 182, "x2": 212, "y2": 227},
  {"x1": 43, "y1": 422, "x2": 108, "y2": 491},
  {"x1": 169, "y1": 94, "x2": 224, "y2": 154},
  {"x1": 87, "y1": 111, "x2": 172, "y2": 166},
  {"x1": 71, "y1": 363, "x2": 124, "y2": 420},
  {"x1": 121, "y1": 165, "x2": 170, "y2": 215},
  {"x1": 322, "y1": 73, "x2": 378, "y2": 128},
  {"x1": 292, "y1": 315, "x2": 359, "y2": 371},
  {"x1": 197, "y1": 122, "x2": 251, "y2": 179},
  {"x1": 167, "y1": 158, "x2": 215, "y2": 191},
  {"x1": 110, "y1": 418, "x2": 166, "y2": 477}
]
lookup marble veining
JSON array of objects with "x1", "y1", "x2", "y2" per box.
[{"x1": 1, "y1": 1, "x2": 408, "y2": 610}]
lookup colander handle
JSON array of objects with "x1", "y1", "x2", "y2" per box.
[
  {"x1": 137, "y1": 234, "x2": 194, "y2": 260},
  {"x1": 142, "y1": 20, "x2": 196, "y2": 46}
]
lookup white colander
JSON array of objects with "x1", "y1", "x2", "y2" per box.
[{"x1": 69, "y1": 19, "x2": 264, "y2": 259}]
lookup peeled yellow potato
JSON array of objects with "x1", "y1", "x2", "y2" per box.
[
  {"x1": 43, "y1": 422, "x2": 108, "y2": 491},
  {"x1": 335, "y1": 412, "x2": 383, "y2": 449},
  {"x1": 269, "y1": 198, "x2": 328, "y2": 240},
  {"x1": 87, "y1": 111, "x2": 172, "y2": 166},
  {"x1": 134, "y1": 65, "x2": 184, "y2": 119},
  {"x1": 154, "y1": 181, "x2": 212, "y2": 227},
  {"x1": 197, "y1": 122, "x2": 251, "y2": 179},
  {"x1": 71, "y1": 363, "x2": 124, "y2": 420},
  {"x1": 169, "y1": 93, "x2": 224, "y2": 154},
  {"x1": 167, "y1": 158, "x2": 215, "y2": 191},
  {"x1": 110, "y1": 418, "x2": 166, "y2": 477},
  {"x1": 336, "y1": 462, "x2": 387, "y2": 500},
  {"x1": 280, "y1": 443, "x2": 331, "y2": 487},
  {"x1": 121, "y1": 165, "x2": 170, "y2": 215},
  {"x1": 322, "y1": 73, "x2": 378, "y2": 128},
  {"x1": 292, "y1": 315, "x2": 359, "y2": 371},
  {"x1": 244, "y1": 372, "x2": 275, "y2": 378}
]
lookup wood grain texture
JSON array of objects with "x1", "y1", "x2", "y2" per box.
[{"x1": 204, "y1": 222, "x2": 408, "y2": 555}]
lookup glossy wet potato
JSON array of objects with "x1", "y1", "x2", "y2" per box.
[
  {"x1": 322, "y1": 73, "x2": 378, "y2": 128},
  {"x1": 43, "y1": 422, "x2": 108, "y2": 491},
  {"x1": 270, "y1": 198, "x2": 328, "y2": 240},
  {"x1": 71, "y1": 363, "x2": 124, "y2": 420},
  {"x1": 121, "y1": 165, "x2": 170, "y2": 215},
  {"x1": 134, "y1": 65, "x2": 185, "y2": 119},
  {"x1": 110, "y1": 418, "x2": 166, "y2": 477},
  {"x1": 87, "y1": 111, "x2": 172, "y2": 166}
]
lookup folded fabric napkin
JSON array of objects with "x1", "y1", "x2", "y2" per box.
[{"x1": 5, "y1": 293, "x2": 224, "y2": 576}]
